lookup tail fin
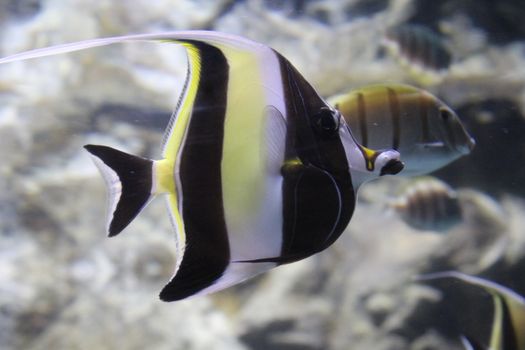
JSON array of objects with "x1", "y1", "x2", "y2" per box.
[{"x1": 84, "y1": 144, "x2": 154, "y2": 237}]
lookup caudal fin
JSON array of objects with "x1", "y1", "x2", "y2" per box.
[{"x1": 84, "y1": 144, "x2": 154, "y2": 237}]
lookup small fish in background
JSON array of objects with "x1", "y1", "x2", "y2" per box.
[
  {"x1": 0, "y1": 31, "x2": 405, "y2": 301},
  {"x1": 328, "y1": 84, "x2": 475, "y2": 176},
  {"x1": 383, "y1": 24, "x2": 452, "y2": 85},
  {"x1": 419, "y1": 271, "x2": 525, "y2": 350},
  {"x1": 389, "y1": 176, "x2": 462, "y2": 232}
]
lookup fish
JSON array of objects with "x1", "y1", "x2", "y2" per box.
[
  {"x1": 0, "y1": 31, "x2": 405, "y2": 301},
  {"x1": 460, "y1": 336, "x2": 486, "y2": 350},
  {"x1": 389, "y1": 177, "x2": 462, "y2": 232},
  {"x1": 327, "y1": 84, "x2": 475, "y2": 176},
  {"x1": 419, "y1": 271, "x2": 525, "y2": 350},
  {"x1": 383, "y1": 24, "x2": 452, "y2": 85}
]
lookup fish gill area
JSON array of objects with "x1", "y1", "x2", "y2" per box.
[{"x1": 1, "y1": 0, "x2": 525, "y2": 349}]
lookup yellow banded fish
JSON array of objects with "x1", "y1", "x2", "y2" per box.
[
  {"x1": 383, "y1": 24, "x2": 452, "y2": 85},
  {"x1": 419, "y1": 271, "x2": 525, "y2": 350},
  {"x1": 328, "y1": 84, "x2": 475, "y2": 176},
  {"x1": 389, "y1": 177, "x2": 462, "y2": 232},
  {"x1": 0, "y1": 31, "x2": 404, "y2": 301}
]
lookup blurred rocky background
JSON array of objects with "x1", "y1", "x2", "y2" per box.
[{"x1": 1, "y1": 0, "x2": 524, "y2": 349}]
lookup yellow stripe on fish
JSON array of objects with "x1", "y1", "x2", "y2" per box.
[
  {"x1": 328, "y1": 83, "x2": 475, "y2": 176},
  {"x1": 0, "y1": 31, "x2": 405, "y2": 301}
]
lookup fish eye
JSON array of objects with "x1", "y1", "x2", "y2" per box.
[
  {"x1": 440, "y1": 108, "x2": 453, "y2": 122},
  {"x1": 313, "y1": 107, "x2": 340, "y2": 139}
]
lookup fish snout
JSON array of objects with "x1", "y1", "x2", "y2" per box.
[
  {"x1": 467, "y1": 136, "x2": 476, "y2": 152},
  {"x1": 380, "y1": 159, "x2": 405, "y2": 176},
  {"x1": 449, "y1": 117, "x2": 475, "y2": 155},
  {"x1": 376, "y1": 149, "x2": 404, "y2": 176},
  {"x1": 456, "y1": 135, "x2": 476, "y2": 155}
]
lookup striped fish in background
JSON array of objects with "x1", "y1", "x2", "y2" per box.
[
  {"x1": 328, "y1": 84, "x2": 475, "y2": 176},
  {"x1": 419, "y1": 271, "x2": 525, "y2": 350},
  {"x1": 389, "y1": 176, "x2": 462, "y2": 232},
  {"x1": 0, "y1": 31, "x2": 405, "y2": 301},
  {"x1": 383, "y1": 24, "x2": 452, "y2": 85}
]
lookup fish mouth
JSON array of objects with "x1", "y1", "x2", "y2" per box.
[
  {"x1": 459, "y1": 136, "x2": 476, "y2": 155},
  {"x1": 380, "y1": 159, "x2": 405, "y2": 176},
  {"x1": 467, "y1": 137, "x2": 476, "y2": 152}
]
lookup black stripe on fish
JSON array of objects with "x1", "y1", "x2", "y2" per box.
[
  {"x1": 444, "y1": 195, "x2": 462, "y2": 224},
  {"x1": 357, "y1": 92, "x2": 369, "y2": 147},
  {"x1": 421, "y1": 27, "x2": 452, "y2": 71},
  {"x1": 434, "y1": 37, "x2": 452, "y2": 70},
  {"x1": 409, "y1": 193, "x2": 424, "y2": 227},
  {"x1": 419, "y1": 93, "x2": 431, "y2": 143},
  {"x1": 404, "y1": 26, "x2": 419, "y2": 64},
  {"x1": 275, "y1": 52, "x2": 355, "y2": 263},
  {"x1": 397, "y1": 27, "x2": 412, "y2": 61},
  {"x1": 420, "y1": 27, "x2": 434, "y2": 70},
  {"x1": 387, "y1": 87, "x2": 401, "y2": 150},
  {"x1": 441, "y1": 108, "x2": 457, "y2": 150},
  {"x1": 413, "y1": 25, "x2": 426, "y2": 65},
  {"x1": 159, "y1": 41, "x2": 230, "y2": 302},
  {"x1": 426, "y1": 189, "x2": 437, "y2": 225}
]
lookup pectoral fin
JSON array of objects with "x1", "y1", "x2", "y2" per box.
[{"x1": 418, "y1": 141, "x2": 446, "y2": 149}]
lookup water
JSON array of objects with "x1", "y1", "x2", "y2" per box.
[{"x1": 1, "y1": 0, "x2": 524, "y2": 349}]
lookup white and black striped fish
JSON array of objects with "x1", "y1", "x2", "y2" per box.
[
  {"x1": 419, "y1": 271, "x2": 525, "y2": 350},
  {"x1": 0, "y1": 31, "x2": 405, "y2": 301},
  {"x1": 328, "y1": 84, "x2": 475, "y2": 176}
]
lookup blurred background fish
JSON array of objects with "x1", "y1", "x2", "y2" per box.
[
  {"x1": 328, "y1": 84, "x2": 475, "y2": 176},
  {"x1": 419, "y1": 271, "x2": 525, "y2": 350},
  {"x1": 383, "y1": 24, "x2": 452, "y2": 85},
  {"x1": 389, "y1": 177, "x2": 462, "y2": 232}
]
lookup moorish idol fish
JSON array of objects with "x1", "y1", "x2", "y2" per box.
[
  {"x1": 382, "y1": 24, "x2": 452, "y2": 85},
  {"x1": 389, "y1": 177, "x2": 462, "y2": 232},
  {"x1": 0, "y1": 31, "x2": 405, "y2": 301},
  {"x1": 328, "y1": 84, "x2": 475, "y2": 176},
  {"x1": 419, "y1": 271, "x2": 525, "y2": 350}
]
